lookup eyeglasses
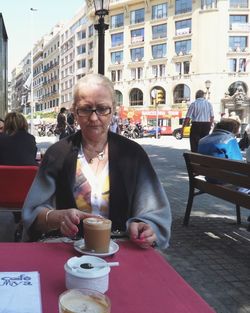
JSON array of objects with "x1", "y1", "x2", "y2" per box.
[{"x1": 76, "y1": 107, "x2": 112, "y2": 117}]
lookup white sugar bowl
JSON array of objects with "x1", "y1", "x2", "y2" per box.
[{"x1": 64, "y1": 255, "x2": 110, "y2": 293}]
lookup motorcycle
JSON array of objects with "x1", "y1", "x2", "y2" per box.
[
  {"x1": 133, "y1": 123, "x2": 144, "y2": 138},
  {"x1": 37, "y1": 124, "x2": 46, "y2": 137},
  {"x1": 46, "y1": 123, "x2": 57, "y2": 136}
]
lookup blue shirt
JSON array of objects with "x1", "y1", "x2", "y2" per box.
[
  {"x1": 198, "y1": 129, "x2": 242, "y2": 160},
  {"x1": 186, "y1": 98, "x2": 214, "y2": 122}
]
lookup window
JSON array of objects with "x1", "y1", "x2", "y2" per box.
[
  {"x1": 77, "y1": 59, "x2": 86, "y2": 69},
  {"x1": 175, "y1": 0, "x2": 192, "y2": 14},
  {"x1": 77, "y1": 44, "x2": 86, "y2": 54},
  {"x1": 77, "y1": 30, "x2": 86, "y2": 40},
  {"x1": 175, "y1": 19, "x2": 191, "y2": 35},
  {"x1": 115, "y1": 90, "x2": 123, "y2": 106},
  {"x1": 152, "y1": 24, "x2": 167, "y2": 39},
  {"x1": 183, "y1": 61, "x2": 190, "y2": 74},
  {"x1": 229, "y1": 36, "x2": 247, "y2": 51},
  {"x1": 88, "y1": 42, "x2": 93, "y2": 55},
  {"x1": 111, "y1": 13, "x2": 124, "y2": 28},
  {"x1": 152, "y1": 3, "x2": 168, "y2": 19},
  {"x1": 130, "y1": 88, "x2": 143, "y2": 106},
  {"x1": 175, "y1": 40, "x2": 191, "y2": 54},
  {"x1": 152, "y1": 64, "x2": 166, "y2": 77},
  {"x1": 131, "y1": 28, "x2": 144, "y2": 43},
  {"x1": 201, "y1": 0, "x2": 217, "y2": 9},
  {"x1": 175, "y1": 61, "x2": 190, "y2": 74},
  {"x1": 229, "y1": 58, "x2": 247, "y2": 72},
  {"x1": 88, "y1": 25, "x2": 94, "y2": 37},
  {"x1": 173, "y1": 84, "x2": 190, "y2": 103},
  {"x1": 230, "y1": 15, "x2": 248, "y2": 30},
  {"x1": 111, "y1": 51, "x2": 123, "y2": 64},
  {"x1": 131, "y1": 48, "x2": 144, "y2": 61},
  {"x1": 111, "y1": 70, "x2": 122, "y2": 82},
  {"x1": 111, "y1": 33, "x2": 124, "y2": 47},
  {"x1": 152, "y1": 44, "x2": 167, "y2": 59},
  {"x1": 130, "y1": 8, "x2": 145, "y2": 24},
  {"x1": 88, "y1": 59, "x2": 93, "y2": 69},
  {"x1": 230, "y1": 0, "x2": 248, "y2": 8},
  {"x1": 131, "y1": 67, "x2": 143, "y2": 80}
]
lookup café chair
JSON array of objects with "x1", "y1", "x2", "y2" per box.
[
  {"x1": 0, "y1": 165, "x2": 38, "y2": 210},
  {"x1": 0, "y1": 165, "x2": 38, "y2": 241}
]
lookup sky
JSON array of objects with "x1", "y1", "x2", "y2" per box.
[{"x1": 0, "y1": 0, "x2": 85, "y2": 76}]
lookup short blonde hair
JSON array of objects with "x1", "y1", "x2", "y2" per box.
[
  {"x1": 72, "y1": 73, "x2": 116, "y2": 110},
  {"x1": 4, "y1": 112, "x2": 28, "y2": 135}
]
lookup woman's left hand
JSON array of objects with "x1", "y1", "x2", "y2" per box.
[{"x1": 128, "y1": 221, "x2": 157, "y2": 249}]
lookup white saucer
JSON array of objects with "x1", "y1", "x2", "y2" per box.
[{"x1": 74, "y1": 239, "x2": 119, "y2": 257}]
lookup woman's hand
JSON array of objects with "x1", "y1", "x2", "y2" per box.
[
  {"x1": 128, "y1": 221, "x2": 157, "y2": 249},
  {"x1": 46, "y1": 209, "x2": 95, "y2": 238}
]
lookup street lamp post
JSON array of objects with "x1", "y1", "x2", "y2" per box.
[
  {"x1": 93, "y1": 0, "x2": 110, "y2": 75},
  {"x1": 205, "y1": 80, "x2": 211, "y2": 100}
]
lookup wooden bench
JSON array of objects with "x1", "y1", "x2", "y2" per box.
[{"x1": 183, "y1": 152, "x2": 250, "y2": 226}]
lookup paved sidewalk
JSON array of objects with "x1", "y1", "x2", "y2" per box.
[{"x1": 141, "y1": 137, "x2": 250, "y2": 313}]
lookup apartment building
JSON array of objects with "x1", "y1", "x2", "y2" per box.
[
  {"x1": 42, "y1": 24, "x2": 62, "y2": 112},
  {"x1": 0, "y1": 13, "x2": 8, "y2": 118},
  {"x1": 60, "y1": 5, "x2": 96, "y2": 110},
  {"x1": 105, "y1": 0, "x2": 250, "y2": 122},
  {"x1": 33, "y1": 38, "x2": 46, "y2": 112}
]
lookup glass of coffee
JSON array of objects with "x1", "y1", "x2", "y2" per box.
[
  {"x1": 59, "y1": 288, "x2": 111, "y2": 313},
  {"x1": 83, "y1": 217, "x2": 112, "y2": 253}
]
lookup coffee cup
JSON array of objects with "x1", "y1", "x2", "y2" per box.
[
  {"x1": 59, "y1": 288, "x2": 111, "y2": 313},
  {"x1": 83, "y1": 218, "x2": 112, "y2": 253}
]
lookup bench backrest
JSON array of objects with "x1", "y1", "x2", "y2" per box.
[
  {"x1": 0, "y1": 165, "x2": 38, "y2": 209},
  {"x1": 183, "y1": 152, "x2": 250, "y2": 209}
]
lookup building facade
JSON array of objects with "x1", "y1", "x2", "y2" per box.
[
  {"x1": 9, "y1": 0, "x2": 250, "y2": 123},
  {"x1": 0, "y1": 13, "x2": 8, "y2": 118},
  {"x1": 103, "y1": 0, "x2": 250, "y2": 122}
]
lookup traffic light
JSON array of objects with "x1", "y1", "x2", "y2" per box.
[{"x1": 156, "y1": 89, "x2": 164, "y2": 105}]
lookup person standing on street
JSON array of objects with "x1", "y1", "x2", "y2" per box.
[
  {"x1": 181, "y1": 89, "x2": 214, "y2": 152},
  {"x1": 56, "y1": 107, "x2": 67, "y2": 139}
]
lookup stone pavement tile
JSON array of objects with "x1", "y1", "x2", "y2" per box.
[{"x1": 163, "y1": 216, "x2": 250, "y2": 313}]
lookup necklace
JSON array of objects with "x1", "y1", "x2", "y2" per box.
[
  {"x1": 89, "y1": 150, "x2": 105, "y2": 164},
  {"x1": 83, "y1": 142, "x2": 107, "y2": 164}
]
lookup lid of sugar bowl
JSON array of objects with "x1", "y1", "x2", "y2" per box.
[{"x1": 64, "y1": 255, "x2": 110, "y2": 278}]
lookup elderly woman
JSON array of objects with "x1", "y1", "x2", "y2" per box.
[{"x1": 22, "y1": 74, "x2": 171, "y2": 250}]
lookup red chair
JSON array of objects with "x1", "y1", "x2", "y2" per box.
[{"x1": 0, "y1": 165, "x2": 38, "y2": 211}]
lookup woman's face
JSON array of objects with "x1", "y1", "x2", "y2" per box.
[
  {"x1": 75, "y1": 84, "x2": 113, "y2": 142},
  {"x1": 0, "y1": 121, "x2": 4, "y2": 133}
]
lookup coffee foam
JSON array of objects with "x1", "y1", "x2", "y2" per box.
[
  {"x1": 84, "y1": 218, "x2": 111, "y2": 230},
  {"x1": 60, "y1": 290, "x2": 109, "y2": 313}
]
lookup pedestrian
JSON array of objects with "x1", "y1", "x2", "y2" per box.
[
  {"x1": 181, "y1": 90, "x2": 214, "y2": 152},
  {"x1": 109, "y1": 111, "x2": 119, "y2": 133},
  {"x1": 56, "y1": 107, "x2": 67, "y2": 139},
  {"x1": 66, "y1": 108, "x2": 76, "y2": 135},
  {"x1": 0, "y1": 118, "x2": 4, "y2": 133},
  {"x1": 22, "y1": 73, "x2": 172, "y2": 250}
]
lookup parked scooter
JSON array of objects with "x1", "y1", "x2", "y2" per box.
[{"x1": 37, "y1": 124, "x2": 46, "y2": 137}]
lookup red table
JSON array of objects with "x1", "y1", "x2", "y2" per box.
[{"x1": 0, "y1": 241, "x2": 215, "y2": 313}]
